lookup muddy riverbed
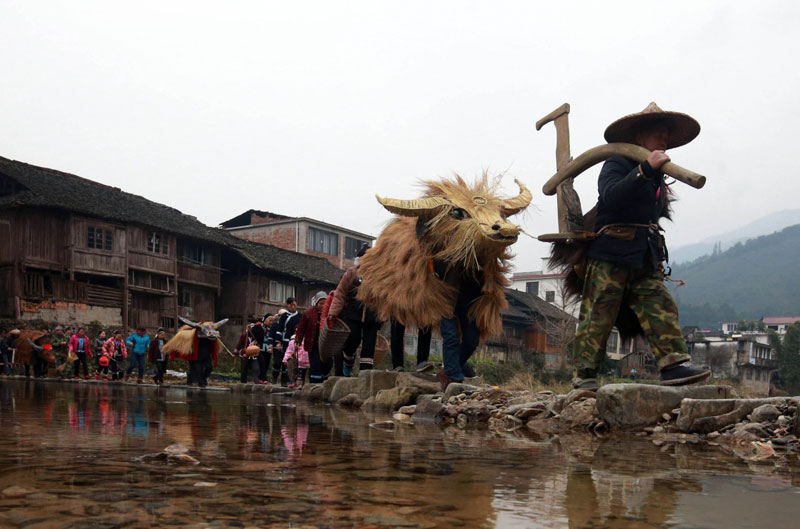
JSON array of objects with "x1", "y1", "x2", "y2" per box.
[{"x1": 1, "y1": 379, "x2": 798, "y2": 528}]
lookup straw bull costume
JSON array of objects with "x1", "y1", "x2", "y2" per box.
[
  {"x1": 356, "y1": 175, "x2": 531, "y2": 384},
  {"x1": 163, "y1": 317, "x2": 228, "y2": 387}
]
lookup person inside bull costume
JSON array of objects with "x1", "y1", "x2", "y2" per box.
[
  {"x1": 163, "y1": 317, "x2": 228, "y2": 387},
  {"x1": 571, "y1": 103, "x2": 711, "y2": 390}
]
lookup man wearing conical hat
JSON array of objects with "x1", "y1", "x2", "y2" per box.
[{"x1": 572, "y1": 102, "x2": 710, "y2": 389}]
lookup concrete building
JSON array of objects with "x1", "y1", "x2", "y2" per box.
[
  {"x1": 220, "y1": 209, "x2": 374, "y2": 270},
  {"x1": 761, "y1": 316, "x2": 800, "y2": 335},
  {"x1": 686, "y1": 334, "x2": 777, "y2": 396}
]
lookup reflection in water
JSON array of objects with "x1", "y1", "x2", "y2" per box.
[{"x1": 0, "y1": 379, "x2": 798, "y2": 528}]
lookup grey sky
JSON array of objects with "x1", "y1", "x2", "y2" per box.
[{"x1": 2, "y1": 1, "x2": 798, "y2": 272}]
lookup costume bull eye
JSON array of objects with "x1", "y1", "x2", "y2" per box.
[{"x1": 450, "y1": 208, "x2": 468, "y2": 220}]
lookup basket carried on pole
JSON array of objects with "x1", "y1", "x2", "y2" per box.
[{"x1": 319, "y1": 317, "x2": 350, "y2": 362}]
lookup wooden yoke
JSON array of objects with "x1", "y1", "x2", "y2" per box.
[{"x1": 536, "y1": 104, "x2": 586, "y2": 240}]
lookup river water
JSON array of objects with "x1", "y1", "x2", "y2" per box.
[{"x1": 0, "y1": 380, "x2": 797, "y2": 529}]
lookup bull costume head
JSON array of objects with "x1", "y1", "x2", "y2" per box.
[
  {"x1": 357, "y1": 174, "x2": 532, "y2": 338},
  {"x1": 376, "y1": 176, "x2": 531, "y2": 269},
  {"x1": 179, "y1": 316, "x2": 228, "y2": 340}
]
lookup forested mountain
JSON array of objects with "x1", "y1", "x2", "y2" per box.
[
  {"x1": 670, "y1": 209, "x2": 800, "y2": 264},
  {"x1": 670, "y1": 224, "x2": 800, "y2": 329}
]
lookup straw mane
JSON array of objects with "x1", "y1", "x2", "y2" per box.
[{"x1": 357, "y1": 174, "x2": 527, "y2": 339}]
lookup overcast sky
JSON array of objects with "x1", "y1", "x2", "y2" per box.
[{"x1": 2, "y1": 1, "x2": 798, "y2": 272}]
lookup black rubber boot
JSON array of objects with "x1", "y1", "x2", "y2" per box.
[{"x1": 659, "y1": 364, "x2": 711, "y2": 386}]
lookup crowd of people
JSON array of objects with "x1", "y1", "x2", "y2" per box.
[
  {"x1": 0, "y1": 325, "x2": 170, "y2": 384},
  {"x1": 1, "y1": 246, "x2": 460, "y2": 388}
]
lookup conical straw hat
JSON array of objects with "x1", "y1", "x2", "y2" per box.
[{"x1": 604, "y1": 102, "x2": 700, "y2": 149}]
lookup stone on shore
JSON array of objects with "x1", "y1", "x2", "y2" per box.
[
  {"x1": 360, "y1": 370, "x2": 401, "y2": 397},
  {"x1": 396, "y1": 372, "x2": 441, "y2": 395},
  {"x1": 322, "y1": 377, "x2": 343, "y2": 402},
  {"x1": 443, "y1": 383, "x2": 479, "y2": 400},
  {"x1": 328, "y1": 377, "x2": 366, "y2": 402},
  {"x1": 412, "y1": 395, "x2": 445, "y2": 421},
  {"x1": 335, "y1": 393, "x2": 364, "y2": 408},
  {"x1": 596, "y1": 384, "x2": 731, "y2": 428},
  {"x1": 751, "y1": 404, "x2": 780, "y2": 423},
  {"x1": 373, "y1": 386, "x2": 423, "y2": 411},
  {"x1": 677, "y1": 397, "x2": 790, "y2": 433}
]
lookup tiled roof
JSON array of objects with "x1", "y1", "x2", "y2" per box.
[{"x1": 0, "y1": 156, "x2": 342, "y2": 285}]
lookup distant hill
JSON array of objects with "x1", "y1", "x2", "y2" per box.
[
  {"x1": 670, "y1": 209, "x2": 800, "y2": 264},
  {"x1": 670, "y1": 224, "x2": 800, "y2": 329}
]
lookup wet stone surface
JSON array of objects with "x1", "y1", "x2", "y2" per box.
[{"x1": 1, "y1": 379, "x2": 800, "y2": 528}]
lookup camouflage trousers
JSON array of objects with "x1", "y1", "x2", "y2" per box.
[{"x1": 573, "y1": 258, "x2": 689, "y2": 378}]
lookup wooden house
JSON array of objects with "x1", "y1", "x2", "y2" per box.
[
  {"x1": 484, "y1": 289, "x2": 575, "y2": 368},
  {"x1": 0, "y1": 156, "x2": 342, "y2": 333}
]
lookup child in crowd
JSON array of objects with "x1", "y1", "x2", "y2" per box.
[{"x1": 283, "y1": 334, "x2": 309, "y2": 388}]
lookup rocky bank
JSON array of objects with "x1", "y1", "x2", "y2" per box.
[{"x1": 295, "y1": 370, "x2": 800, "y2": 465}]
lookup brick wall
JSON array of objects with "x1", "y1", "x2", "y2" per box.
[{"x1": 235, "y1": 226, "x2": 298, "y2": 252}]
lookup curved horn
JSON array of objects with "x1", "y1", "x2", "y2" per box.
[
  {"x1": 542, "y1": 143, "x2": 706, "y2": 196},
  {"x1": 376, "y1": 195, "x2": 451, "y2": 218},
  {"x1": 178, "y1": 316, "x2": 199, "y2": 328},
  {"x1": 214, "y1": 318, "x2": 229, "y2": 329},
  {"x1": 501, "y1": 178, "x2": 532, "y2": 217}
]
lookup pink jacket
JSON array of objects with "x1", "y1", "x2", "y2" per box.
[{"x1": 68, "y1": 334, "x2": 93, "y2": 356}]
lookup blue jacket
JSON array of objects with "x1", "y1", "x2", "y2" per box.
[{"x1": 126, "y1": 333, "x2": 151, "y2": 355}]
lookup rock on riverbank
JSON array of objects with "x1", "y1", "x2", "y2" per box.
[{"x1": 296, "y1": 372, "x2": 800, "y2": 464}]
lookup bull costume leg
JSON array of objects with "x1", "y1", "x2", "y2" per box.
[{"x1": 391, "y1": 322, "x2": 433, "y2": 372}]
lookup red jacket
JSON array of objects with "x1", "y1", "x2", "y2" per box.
[
  {"x1": 295, "y1": 309, "x2": 321, "y2": 352},
  {"x1": 68, "y1": 334, "x2": 92, "y2": 356}
]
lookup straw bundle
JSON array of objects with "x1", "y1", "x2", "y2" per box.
[{"x1": 162, "y1": 326, "x2": 196, "y2": 358}]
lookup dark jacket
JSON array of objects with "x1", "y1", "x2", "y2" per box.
[
  {"x1": 268, "y1": 320, "x2": 281, "y2": 348},
  {"x1": 294, "y1": 308, "x2": 321, "y2": 352},
  {"x1": 148, "y1": 337, "x2": 167, "y2": 364},
  {"x1": 587, "y1": 156, "x2": 668, "y2": 268},
  {"x1": 279, "y1": 311, "x2": 301, "y2": 346}
]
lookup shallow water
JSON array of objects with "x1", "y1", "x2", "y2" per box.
[{"x1": 0, "y1": 380, "x2": 798, "y2": 529}]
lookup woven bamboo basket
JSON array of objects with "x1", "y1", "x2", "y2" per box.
[
  {"x1": 319, "y1": 317, "x2": 350, "y2": 362},
  {"x1": 244, "y1": 344, "x2": 261, "y2": 358}
]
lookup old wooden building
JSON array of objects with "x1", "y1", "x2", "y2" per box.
[
  {"x1": 484, "y1": 289, "x2": 575, "y2": 368},
  {"x1": 0, "y1": 156, "x2": 343, "y2": 332}
]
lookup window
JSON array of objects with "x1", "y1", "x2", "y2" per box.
[
  {"x1": 88, "y1": 226, "x2": 113, "y2": 251},
  {"x1": 526, "y1": 281, "x2": 539, "y2": 295},
  {"x1": 545, "y1": 290, "x2": 555, "y2": 302},
  {"x1": 178, "y1": 285, "x2": 192, "y2": 307},
  {"x1": 606, "y1": 331, "x2": 619, "y2": 353},
  {"x1": 345, "y1": 236, "x2": 368, "y2": 259},
  {"x1": 268, "y1": 281, "x2": 296, "y2": 303},
  {"x1": 308, "y1": 227, "x2": 338, "y2": 256},
  {"x1": 181, "y1": 243, "x2": 214, "y2": 266},
  {"x1": 147, "y1": 232, "x2": 169, "y2": 255}
]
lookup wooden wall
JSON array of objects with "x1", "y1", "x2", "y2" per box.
[{"x1": 69, "y1": 216, "x2": 127, "y2": 276}]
